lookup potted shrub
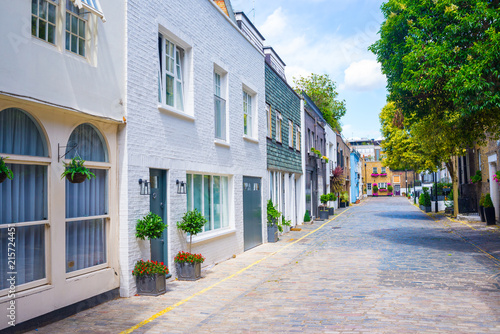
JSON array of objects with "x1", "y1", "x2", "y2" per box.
[
  {"x1": 133, "y1": 260, "x2": 169, "y2": 296},
  {"x1": 267, "y1": 200, "x2": 281, "y2": 242},
  {"x1": 303, "y1": 210, "x2": 311, "y2": 223},
  {"x1": 483, "y1": 193, "x2": 496, "y2": 226},
  {"x1": 328, "y1": 193, "x2": 337, "y2": 215},
  {"x1": 339, "y1": 191, "x2": 349, "y2": 207},
  {"x1": 0, "y1": 157, "x2": 13, "y2": 183},
  {"x1": 372, "y1": 183, "x2": 379, "y2": 197},
  {"x1": 135, "y1": 212, "x2": 169, "y2": 295},
  {"x1": 419, "y1": 189, "x2": 432, "y2": 212},
  {"x1": 479, "y1": 194, "x2": 486, "y2": 222},
  {"x1": 387, "y1": 184, "x2": 393, "y2": 195},
  {"x1": 471, "y1": 170, "x2": 482, "y2": 184},
  {"x1": 61, "y1": 156, "x2": 95, "y2": 183},
  {"x1": 319, "y1": 194, "x2": 330, "y2": 220},
  {"x1": 176, "y1": 209, "x2": 207, "y2": 280}
]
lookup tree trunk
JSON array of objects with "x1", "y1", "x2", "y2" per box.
[
  {"x1": 446, "y1": 157, "x2": 460, "y2": 217},
  {"x1": 189, "y1": 235, "x2": 192, "y2": 253}
]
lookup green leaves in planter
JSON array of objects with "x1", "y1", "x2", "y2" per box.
[
  {"x1": 267, "y1": 200, "x2": 281, "y2": 226},
  {"x1": 470, "y1": 170, "x2": 482, "y2": 184},
  {"x1": 136, "y1": 212, "x2": 167, "y2": 240},
  {"x1": 0, "y1": 156, "x2": 13, "y2": 180},
  {"x1": 61, "y1": 157, "x2": 95, "y2": 181},
  {"x1": 320, "y1": 194, "x2": 330, "y2": 205},
  {"x1": 304, "y1": 210, "x2": 311, "y2": 222},
  {"x1": 177, "y1": 209, "x2": 206, "y2": 236},
  {"x1": 483, "y1": 193, "x2": 494, "y2": 208}
]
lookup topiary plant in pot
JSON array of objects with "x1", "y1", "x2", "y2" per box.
[
  {"x1": 135, "y1": 212, "x2": 169, "y2": 295},
  {"x1": 176, "y1": 209, "x2": 207, "y2": 280},
  {"x1": 328, "y1": 193, "x2": 337, "y2": 215},
  {"x1": 483, "y1": 193, "x2": 496, "y2": 226},
  {"x1": 0, "y1": 157, "x2": 13, "y2": 183},
  {"x1": 319, "y1": 194, "x2": 330, "y2": 220},
  {"x1": 479, "y1": 194, "x2": 486, "y2": 222}
]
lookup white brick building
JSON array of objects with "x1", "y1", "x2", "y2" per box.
[{"x1": 120, "y1": 0, "x2": 267, "y2": 296}]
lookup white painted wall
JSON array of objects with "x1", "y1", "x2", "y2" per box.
[
  {"x1": 120, "y1": 0, "x2": 267, "y2": 297},
  {"x1": 0, "y1": 0, "x2": 125, "y2": 329},
  {"x1": 325, "y1": 124, "x2": 337, "y2": 209}
]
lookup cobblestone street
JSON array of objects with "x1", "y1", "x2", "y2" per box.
[{"x1": 31, "y1": 197, "x2": 500, "y2": 333}]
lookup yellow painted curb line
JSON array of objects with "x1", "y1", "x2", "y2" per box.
[{"x1": 120, "y1": 208, "x2": 352, "y2": 334}]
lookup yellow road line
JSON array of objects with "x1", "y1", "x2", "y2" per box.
[{"x1": 120, "y1": 208, "x2": 351, "y2": 334}]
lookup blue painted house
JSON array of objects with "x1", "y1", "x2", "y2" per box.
[{"x1": 350, "y1": 150, "x2": 362, "y2": 203}]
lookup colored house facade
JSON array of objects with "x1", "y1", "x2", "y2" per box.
[
  {"x1": 265, "y1": 49, "x2": 305, "y2": 227},
  {"x1": 364, "y1": 161, "x2": 396, "y2": 196},
  {"x1": 303, "y1": 93, "x2": 327, "y2": 218},
  {"x1": 0, "y1": 0, "x2": 124, "y2": 329},
  {"x1": 350, "y1": 150, "x2": 362, "y2": 203}
]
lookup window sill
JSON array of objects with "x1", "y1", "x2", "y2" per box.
[
  {"x1": 243, "y1": 135, "x2": 258, "y2": 144},
  {"x1": 214, "y1": 139, "x2": 230, "y2": 148},
  {"x1": 189, "y1": 227, "x2": 236, "y2": 245},
  {"x1": 0, "y1": 279, "x2": 50, "y2": 300},
  {"x1": 66, "y1": 264, "x2": 110, "y2": 279},
  {"x1": 158, "y1": 105, "x2": 195, "y2": 122}
]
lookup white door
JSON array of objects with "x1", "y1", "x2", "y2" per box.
[{"x1": 367, "y1": 183, "x2": 372, "y2": 196}]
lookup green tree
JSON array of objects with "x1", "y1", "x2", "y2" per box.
[
  {"x1": 293, "y1": 73, "x2": 346, "y2": 131},
  {"x1": 371, "y1": 0, "x2": 500, "y2": 216}
]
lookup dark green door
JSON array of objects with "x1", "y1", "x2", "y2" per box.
[
  {"x1": 150, "y1": 169, "x2": 167, "y2": 263},
  {"x1": 243, "y1": 176, "x2": 262, "y2": 251}
]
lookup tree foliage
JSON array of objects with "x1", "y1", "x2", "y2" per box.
[
  {"x1": 293, "y1": 73, "x2": 346, "y2": 132},
  {"x1": 370, "y1": 0, "x2": 500, "y2": 126}
]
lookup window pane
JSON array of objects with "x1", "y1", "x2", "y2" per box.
[
  {"x1": 165, "y1": 75, "x2": 174, "y2": 106},
  {"x1": 204, "y1": 176, "x2": 211, "y2": 231},
  {"x1": 243, "y1": 113, "x2": 248, "y2": 135},
  {"x1": 78, "y1": 19, "x2": 85, "y2": 38},
  {"x1": 31, "y1": 15, "x2": 37, "y2": 37},
  {"x1": 48, "y1": 3, "x2": 56, "y2": 23},
  {"x1": 0, "y1": 164, "x2": 47, "y2": 225},
  {"x1": 32, "y1": 0, "x2": 38, "y2": 15},
  {"x1": 78, "y1": 38, "x2": 85, "y2": 56},
  {"x1": 66, "y1": 169, "x2": 108, "y2": 219},
  {"x1": 47, "y1": 23, "x2": 55, "y2": 44},
  {"x1": 66, "y1": 123, "x2": 108, "y2": 162},
  {"x1": 176, "y1": 80, "x2": 184, "y2": 111},
  {"x1": 38, "y1": 20, "x2": 47, "y2": 40},
  {"x1": 221, "y1": 176, "x2": 229, "y2": 228},
  {"x1": 66, "y1": 12, "x2": 70, "y2": 31},
  {"x1": 71, "y1": 34, "x2": 77, "y2": 53},
  {"x1": 66, "y1": 218, "x2": 106, "y2": 273},
  {"x1": 71, "y1": 15, "x2": 78, "y2": 33},
  {"x1": 213, "y1": 176, "x2": 221, "y2": 230},
  {"x1": 65, "y1": 31, "x2": 70, "y2": 50},
  {"x1": 176, "y1": 51, "x2": 182, "y2": 78},
  {"x1": 193, "y1": 174, "x2": 202, "y2": 213},
  {"x1": 247, "y1": 114, "x2": 252, "y2": 137},
  {"x1": 186, "y1": 174, "x2": 192, "y2": 210},
  {"x1": 39, "y1": 0, "x2": 47, "y2": 19},
  {"x1": 0, "y1": 225, "x2": 45, "y2": 289}
]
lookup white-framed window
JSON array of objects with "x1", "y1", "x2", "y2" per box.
[
  {"x1": 186, "y1": 173, "x2": 229, "y2": 232},
  {"x1": 65, "y1": 0, "x2": 87, "y2": 57},
  {"x1": 214, "y1": 68, "x2": 227, "y2": 141},
  {"x1": 0, "y1": 108, "x2": 50, "y2": 294},
  {"x1": 367, "y1": 183, "x2": 372, "y2": 190},
  {"x1": 373, "y1": 167, "x2": 378, "y2": 174},
  {"x1": 65, "y1": 123, "x2": 109, "y2": 277},
  {"x1": 295, "y1": 126, "x2": 301, "y2": 151},
  {"x1": 243, "y1": 90, "x2": 253, "y2": 137},
  {"x1": 158, "y1": 35, "x2": 185, "y2": 111},
  {"x1": 276, "y1": 111, "x2": 282, "y2": 143},
  {"x1": 381, "y1": 167, "x2": 386, "y2": 174},
  {"x1": 379, "y1": 183, "x2": 387, "y2": 189},
  {"x1": 288, "y1": 120, "x2": 294, "y2": 148},
  {"x1": 266, "y1": 104, "x2": 272, "y2": 138},
  {"x1": 32, "y1": 0, "x2": 58, "y2": 44}
]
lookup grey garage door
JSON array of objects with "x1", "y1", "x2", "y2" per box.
[{"x1": 243, "y1": 176, "x2": 262, "y2": 251}]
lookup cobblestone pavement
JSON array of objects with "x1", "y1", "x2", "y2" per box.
[{"x1": 30, "y1": 197, "x2": 500, "y2": 333}]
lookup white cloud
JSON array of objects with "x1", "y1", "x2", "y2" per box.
[
  {"x1": 259, "y1": 7, "x2": 287, "y2": 39},
  {"x1": 343, "y1": 59, "x2": 386, "y2": 91}
]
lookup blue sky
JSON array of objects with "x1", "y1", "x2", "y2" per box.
[{"x1": 230, "y1": 0, "x2": 387, "y2": 140}]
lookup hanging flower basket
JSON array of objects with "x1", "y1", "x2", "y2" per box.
[
  {"x1": 371, "y1": 173, "x2": 379, "y2": 177},
  {"x1": 380, "y1": 173, "x2": 387, "y2": 177},
  {"x1": 65, "y1": 172, "x2": 87, "y2": 184}
]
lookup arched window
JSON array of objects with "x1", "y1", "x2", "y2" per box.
[
  {"x1": 0, "y1": 108, "x2": 49, "y2": 290},
  {"x1": 65, "y1": 123, "x2": 108, "y2": 274}
]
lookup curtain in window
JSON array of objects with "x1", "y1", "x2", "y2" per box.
[
  {"x1": 66, "y1": 123, "x2": 107, "y2": 162},
  {"x1": 0, "y1": 108, "x2": 47, "y2": 156},
  {"x1": 0, "y1": 225, "x2": 45, "y2": 289},
  {"x1": 66, "y1": 169, "x2": 107, "y2": 273},
  {"x1": 66, "y1": 218, "x2": 106, "y2": 272}
]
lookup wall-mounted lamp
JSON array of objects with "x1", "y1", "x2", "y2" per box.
[
  {"x1": 139, "y1": 179, "x2": 150, "y2": 195},
  {"x1": 176, "y1": 180, "x2": 186, "y2": 194}
]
